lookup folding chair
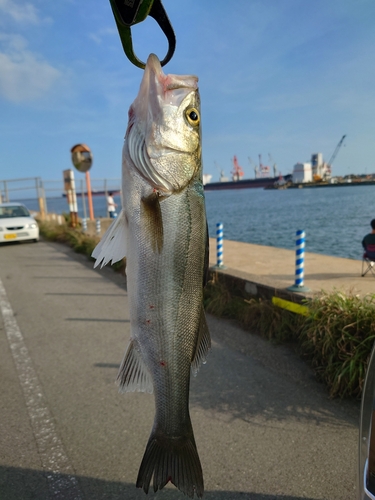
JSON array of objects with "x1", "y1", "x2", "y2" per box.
[{"x1": 362, "y1": 244, "x2": 375, "y2": 277}]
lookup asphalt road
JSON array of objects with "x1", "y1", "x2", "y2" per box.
[{"x1": 0, "y1": 240, "x2": 360, "y2": 500}]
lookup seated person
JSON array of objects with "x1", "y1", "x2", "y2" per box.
[{"x1": 362, "y1": 219, "x2": 375, "y2": 259}]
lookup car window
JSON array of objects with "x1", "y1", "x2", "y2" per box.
[{"x1": 0, "y1": 206, "x2": 30, "y2": 218}]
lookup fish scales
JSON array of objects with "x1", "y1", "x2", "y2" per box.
[{"x1": 92, "y1": 54, "x2": 210, "y2": 498}]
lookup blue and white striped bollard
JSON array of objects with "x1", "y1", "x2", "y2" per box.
[
  {"x1": 96, "y1": 219, "x2": 101, "y2": 236},
  {"x1": 215, "y1": 222, "x2": 225, "y2": 268},
  {"x1": 295, "y1": 229, "x2": 305, "y2": 286},
  {"x1": 287, "y1": 229, "x2": 310, "y2": 292}
]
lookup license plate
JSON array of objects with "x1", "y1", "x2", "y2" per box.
[{"x1": 4, "y1": 233, "x2": 17, "y2": 240}]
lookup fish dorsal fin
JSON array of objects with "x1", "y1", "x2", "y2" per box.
[
  {"x1": 116, "y1": 339, "x2": 153, "y2": 393},
  {"x1": 92, "y1": 209, "x2": 127, "y2": 268},
  {"x1": 141, "y1": 193, "x2": 163, "y2": 253},
  {"x1": 191, "y1": 307, "x2": 211, "y2": 376}
]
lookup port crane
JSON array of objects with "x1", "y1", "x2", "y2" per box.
[
  {"x1": 268, "y1": 153, "x2": 278, "y2": 177},
  {"x1": 324, "y1": 135, "x2": 346, "y2": 177},
  {"x1": 314, "y1": 135, "x2": 347, "y2": 181},
  {"x1": 231, "y1": 155, "x2": 244, "y2": 181},
  {"x1": 327, "y1": 135, "x2": 346, "y2": 171},
  {"x1": 214, "y1": 161, "x2": 228, "y2": 182},
  {"x1": 258, "y1": 154, "x2": 271, "y2": 178},
  {"x1": 248, "y1": 157, "x2": 258, "y2": 178}
]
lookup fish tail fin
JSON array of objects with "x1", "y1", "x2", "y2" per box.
[{"x1": 136, "y1": 424, "x2": 203, "y2": 498}]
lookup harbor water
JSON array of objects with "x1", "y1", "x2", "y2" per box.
[
  {"x1": 15, "y1": 184, "x2": 375, "y2": 261},
  {"x1": 205, "y1": 184, "x2": 374, "y2": 260}
]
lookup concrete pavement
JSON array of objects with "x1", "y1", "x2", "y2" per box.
[
  {"x1": 0, "y1": 240, "x2": 359, "y2": 499},
  {"x1": 209, "y1": 238, "x2": 375, "y2": 298}
]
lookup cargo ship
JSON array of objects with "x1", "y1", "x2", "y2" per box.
[
  {"x1": 203, "y1": 155, "x2": 291, "y2": 191},
  {"x1": 204, "y1": 175, "x2": 291, "y2": 191},
  {"x1": 63, "y1": 189, "x2": 121, "y2": 197}
]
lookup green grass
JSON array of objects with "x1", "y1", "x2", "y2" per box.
[
  {"x1": 38, "y1": 219, "x2": 126, "y2": 273},
  {"x1": 299, "y1": 292, "x2": 375, "y2": 398}
]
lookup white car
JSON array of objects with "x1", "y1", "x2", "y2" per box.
[{"x1": 0, "y1": 202, "x2": 39, "y2": 243}]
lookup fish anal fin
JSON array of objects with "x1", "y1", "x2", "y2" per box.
[
  {"x1": 141, "y1": 192, "x2": 163, "y2": 253},
  {"x1": 116, "y1": 340, "x2": 153, "y2": 393},
  {"x1": 191, "y1": 307, "x2": 211, "y2": 376}
]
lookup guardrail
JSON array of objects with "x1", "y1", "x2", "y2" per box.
[{"x1": 0, "y1": 176, "x2": 121, "y2": 220}]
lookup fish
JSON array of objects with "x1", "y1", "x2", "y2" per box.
[{"x1": 92, "y1": 53, "x2": 210, "y2": 498}]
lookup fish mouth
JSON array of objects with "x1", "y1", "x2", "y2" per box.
[
  {"x1": 135, "y1": 54, "x2": 198, "y2": 115},
  {"x1": 144, "y1": 53, "x2": 198, "y2": 92},
  {"x1": 126, "y1": 54, "x2": 200, "y2": 193},
  {"x1": 144, "y1": 53, "x2": 163, "y2": 80}
]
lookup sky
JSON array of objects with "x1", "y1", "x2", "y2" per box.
[{"x1": 1, "y1": 0, "x2": 375, "y2": 188}]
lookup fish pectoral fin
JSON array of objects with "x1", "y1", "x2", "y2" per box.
[
  {"x1": 141, "y1": 193, "x2": 163, "y2": 253},
  {"x1": 203, "y1": 222, "x2": 209, "y2": 288},
  {"x1": 191, "y1": 307, "x2": 211, "y2": 376},
  {"x1": 92, "y1": 209, "x2": 127, "y2": 268},
  {"x1": 116, "y1": 339, "x2": 153, "y2": 393}
]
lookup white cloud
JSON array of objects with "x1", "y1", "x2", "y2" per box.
[
  {"x1": 0, "y1": 0, "x2": 43, "y2": 24},
  {"x1": 88, "y1": 27, "x2": 117, "y2": 45},
  {"x1": 0, "y1": 34, "x2": 61, "y2": 102}
]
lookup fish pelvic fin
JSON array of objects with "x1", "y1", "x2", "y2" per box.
[
  {"x1": 141, "y1": 192, "x2": 163, "y2": 253},
  {"x1": 191, "y1": 306, "x2": 211, "y2": 377},
  {"x1": 136, "y1": 424, "x2": 204, "y2": 498},
  {"x1": 92, "y1": 209, "x2": 127, "y2": 268},
  {"x1": 116, "y1": 339, "x2": 153, "y2": 394}
]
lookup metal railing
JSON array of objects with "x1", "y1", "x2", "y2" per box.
[
  {"x1": 0, "y1": 177, "x2": 47, "y2": 216},
  {"x1": 0, "y1": 176, "x2": 121, "y2": 219}
]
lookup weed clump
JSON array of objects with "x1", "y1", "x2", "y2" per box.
[
  {"x1": 38, "y1": 219, "x2": 126, "y2": 274},
  {"x1": 300, "y1": 292, "x2": 375, "y2": 398}
]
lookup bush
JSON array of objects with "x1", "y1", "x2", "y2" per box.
[
  {"x1": 38, "y1": 220, "x2": 126, "y2": 274},
  {"x1": 300, "y1": 292, "x2": 375, "y2": 398}
]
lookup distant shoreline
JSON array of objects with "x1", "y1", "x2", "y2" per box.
[
  {"x1": 287, "y1": 180, "x2": 375, "y2": 189},
  {"x1": 204, "y1": 179, "x2": 375, "y2": 191}
]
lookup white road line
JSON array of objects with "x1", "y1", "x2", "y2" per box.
[{"x1": 0, "y1": 277, "x2": 83, "y2": 500}]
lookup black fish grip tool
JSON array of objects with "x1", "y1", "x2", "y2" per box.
[{"x1": 109, "y1": 0, "x2": 176, "y2": 69}]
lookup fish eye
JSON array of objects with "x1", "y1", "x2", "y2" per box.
[{"x1": 185, "y1": 107, "x2": 200, "y2": 126}]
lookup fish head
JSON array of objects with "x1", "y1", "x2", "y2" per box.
[{"x1": 126, "y1": 54, "x2": 201, "y2": 193}]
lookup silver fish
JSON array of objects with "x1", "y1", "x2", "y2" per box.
[{"x1": 92, "y1": 54, "x2": 210, "y2": 498}]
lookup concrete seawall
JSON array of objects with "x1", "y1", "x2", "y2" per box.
[{"x1": 208, "y1": 238, "x2": 374, "y2": 301}]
